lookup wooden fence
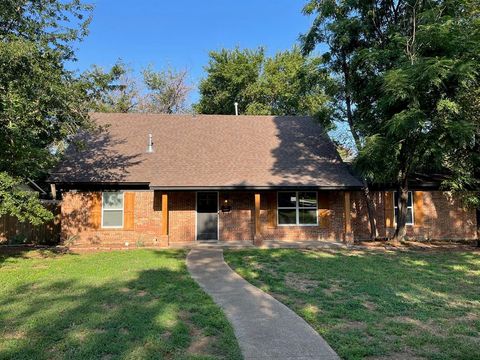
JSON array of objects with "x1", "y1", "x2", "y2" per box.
[{"x1": 0, "y1": 202, "x2": 61, "y2": 245}]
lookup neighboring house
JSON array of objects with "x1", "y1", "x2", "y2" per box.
[{"x1": 48, "y1": 113, "x2": 478, "y2": 248}]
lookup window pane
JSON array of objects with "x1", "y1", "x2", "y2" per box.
[
  {"x1": 406, "y1": 208, "x2": 413, "y2": 224},
  {"x1": 299, "y1": 209, "x2": 317, "y2": 224},
  {"x1": 103, "y1": 210, "x2": 123, "y2": 227},
  {"x1": 278, "y1": 209, "x2": 296, "y2": 224},
  {"x1": 394, "y1": 191, "x2": 413, "y2": 208},
  {"x1": 407, "y1": 192, "x2": 413, "y2": 207},
  {"x1": 103, "y1": 192, "x2": 123, "y2": 209},
  {"x1": 298, "y1": 192, "x2": 317, "y2": 208},
  {"x1": 278, "y1": 192, "x2": 296, "y2": 207}
]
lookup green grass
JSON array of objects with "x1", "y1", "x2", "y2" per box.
[
  {"x1": 0, "y1": 249, "x2": 241, "y2": 360},
  {"x1": 224, "y1": 248, "x2": 480, "y2": 360}
]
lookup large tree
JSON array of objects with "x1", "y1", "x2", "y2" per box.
[
  {"x1": 88, "y1": 62, "x2": 140, "y2": 113},
  {"x1": 304, "y1": 0, "x2": 479, "y2": 242},
  {"x1": 195, "y1": 47, "x2": 332, "y2": 119},
  {"x1": 301, "y1": 0, "x2": 380, "y2": 239},
  {"x1": 0, "y1": 0, "x2": 97, "y2": 224},
  {"x1": 195, "y1": 48, "x2": 264, "y2": 115}
]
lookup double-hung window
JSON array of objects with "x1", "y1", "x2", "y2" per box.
[
  {"x1": 394, "y1": 191, "x2": 414, "y2": 225},
  {"x1": 278, "y1": 191, "x2": 318, "y2": 226},
  {"x1": 102, "y1": 192, "x2": 124, "y2": 228}
]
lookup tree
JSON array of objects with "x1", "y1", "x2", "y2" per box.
[
  {"x1": 356, "y1": 0, "x2": 479, "y2": 241},
  {"x1": 0, "y1": 0, "x2": 96, "y2": 224},
  {"x1": 195, "y1": 47, "x2": 332, "y2": 119},
  {"x1": 88, "y1": 62, "x2": 140, "y2": 113},
  {"x1": 301, "y1": 0, "x2": 380, "y2": 239},
  {"x1": 195, "y1": 48, "x2": 264, "y2": 115},
  {"x1": 302, "y1": 0, "x2": 479, "y2": 242},
  {"x1": 245, "y1": 48, "x2": 332, "y2": 119},
  {"x1": 140, "y1": 66, "x2": 191, "y2": 114}
]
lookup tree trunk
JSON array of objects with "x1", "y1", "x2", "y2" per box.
[
  {"x1": 342, "y1": 56, "x2": 379, "y2": 240},
  {"x1": 392, "y1": 176, "x2": 409, "y2": 243},
  {"x1": 363, "y1": 182, "x2": 379, "y2": 239}
]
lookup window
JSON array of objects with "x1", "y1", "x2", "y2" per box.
[
  {"x1": 102, "y1": 192, "x2": 124, "y2": 228},
  {"x1": 394, "y1": 191, "x2": 414, "y2": 225},
  {"x1": 278, "y1": 191, "x2": 318, "y2": 226}
]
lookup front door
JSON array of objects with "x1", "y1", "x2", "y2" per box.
[{"x1": 196, "y1": 192, "x2": 218, "y2": 241}]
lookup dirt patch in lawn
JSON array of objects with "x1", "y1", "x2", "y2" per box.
[
  {"x1": 179, "y1": 311, "x2": 217, "y2": 357},
  {"x1": 368, "y1": 352, "x2": 424, "y2": 360},
  {"x1": 338, "y1": 321, "x2": 367, "y2": 331},
  {"x1": 284, "y1": 273, "x2": 319, "y2": 292},
  {"x1": 322, "y1": 282, "x2": 343, "y2": 296}
]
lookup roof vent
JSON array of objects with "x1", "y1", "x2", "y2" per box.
[
  {"x1": 234, "y1": 102, "x2": 239, "y2": 116},
  {"x1": 147, "y1": 133, "x2": 154, "y2": 153}
]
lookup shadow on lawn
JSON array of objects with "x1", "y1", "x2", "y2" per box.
[
  {"x1": 0, "y1": 250, "x2": 239, "y2": 360},
  {"x1": 226, "y1": 249, "x2": 480, "y2": 359},
  {"x1": 0, "y1": 246, "x2": 74, "y2": 266}
]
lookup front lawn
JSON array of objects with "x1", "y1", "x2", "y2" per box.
[
  {"x1": 224, "y1": 248, "x2": 480, "y2": 360},
  {"x1": 0, "y1": 249, "x2": 241, "y2": 360}
]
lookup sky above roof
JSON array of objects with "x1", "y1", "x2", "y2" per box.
[{"x1": 68, "y1": 0, "x2": 325, "y2": 104}]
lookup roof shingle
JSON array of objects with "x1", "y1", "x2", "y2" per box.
[{"x1": 49, "y1": 113, "x2": 362, "y2": 189}]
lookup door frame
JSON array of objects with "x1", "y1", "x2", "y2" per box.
[{"x1": 195, "y1": 191, "x2": 220, "y2": 241}]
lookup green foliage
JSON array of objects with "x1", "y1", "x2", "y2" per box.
[
  {"x1": 195, "y1": 47, "x2": 264, "y2": 115},
  {"x1": 87, "y1": 62, "x2": 140, "y2": 113},
  {"x1": 195, "y1": 47, "x2": 333, "y2": 123},
  {"x1": 303, "y1": 0, "x2": 479, "y2": 212},
  {"x1": 355, "y1": 1, "x2": 479, "y2": 194},
  {"x1": 0, "y1": 1, "x2": 97, "y2": 224},
  {"x1": 0, "y1": 173, "x2": 52, "y2": 225}
]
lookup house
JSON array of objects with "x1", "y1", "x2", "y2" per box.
[{"x1": 49, "y1": 113, "x2": 478, "y2": 248}]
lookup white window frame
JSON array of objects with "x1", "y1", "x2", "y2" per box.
[
  {"x1": 101, "y1": 192, "x2": 124, "y2": 229},
  {"x1": 393, "y1": 191, "x2": 414, "y2": 226},
  {"x1": 277, "y1": 191, "x2": 318, "y2": 226}
]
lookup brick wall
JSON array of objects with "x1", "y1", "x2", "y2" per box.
[
  {"x1": 61, "y1": 191, "x2": 164, "y2": 249},
  {"x1": 60, "y1": 189, "x2": 477, "y2": 248},
  {"x1": 350, "y1": 191, "x2": 477, "y2": 240}
]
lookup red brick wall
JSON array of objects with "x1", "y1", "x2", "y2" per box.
[
  {"x1": 219, "y1": 192, "x2": 254, "y2": 241},
  {"x1": 61, "y1": 191, "x2": 164, "y2": 248},
  {"x1": 60, "y1": 189, "x2": 477, "y2": 248},
  {"x1": 168, "y1": 192, "x2": 196, "y2": 243},
  {"x1": 350, "y1": 191, "x2": 477, "y2": 240}
]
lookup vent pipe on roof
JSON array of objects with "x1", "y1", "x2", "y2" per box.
[
  {"x1": 234, "y1": 102, "x2": 239, "y2": 116},
  {"x1": 147, "y1": 133, "x2": 154, "y2": 153}
]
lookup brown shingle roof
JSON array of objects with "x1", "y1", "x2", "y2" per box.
[{"x1": 49, "y1": 113, "x2": 362, "y2": 189}]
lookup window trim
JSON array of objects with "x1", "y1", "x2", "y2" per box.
[
  {"x1": 277, "y1": 191, "x2": 318, "y2": 226},
  {"x1": 101, "y1": 192, "x2": 124, "y2": 229},
  {"x1": 393, "y1": 191, "x2": 414, "y2": 226}
]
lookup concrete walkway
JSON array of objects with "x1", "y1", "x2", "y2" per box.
[{"x1": 186, "y1": 248, "x2": 340, "y2": 360}]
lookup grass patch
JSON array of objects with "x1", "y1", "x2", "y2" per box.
[
  {"x1": 224, "y1": 248, "x2": 480, "y2": 360},
  {"x1": 0, "y1": 249, "x2": 241, "y2": 359}
]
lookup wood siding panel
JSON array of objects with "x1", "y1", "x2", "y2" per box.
[
  {"x1": 318, "y1": 192, "x2": 331, "y2": 229},
  {"x1": 267, "y1": 192, "x2": 276, "y2": 228},
  {"x1": 123, "y1": 192, "x2": 135, "y2": 230},
  {"x1": 91, "y1": 192, "x2": 102, "y2": 229},
  {"x1": 384, "y1": 191, "x2": 394, "y2": 228},
  {"x1": 254, "y1": 193, "x2": 261, "y2": 235},
  {"x1": 414, "y1": 191, "x2": 424, "y2": 227},
  {"x1": 161, "y1": 192, "x2": 169, "y2": 236}
]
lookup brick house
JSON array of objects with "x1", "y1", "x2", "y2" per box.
[{"x1": 49, "y1": 113, "x2": 478, "y2": 248}]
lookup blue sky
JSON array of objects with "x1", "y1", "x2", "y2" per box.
[{"x1": 70, "y1": 0, "x2": 321, "y2": 103}]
